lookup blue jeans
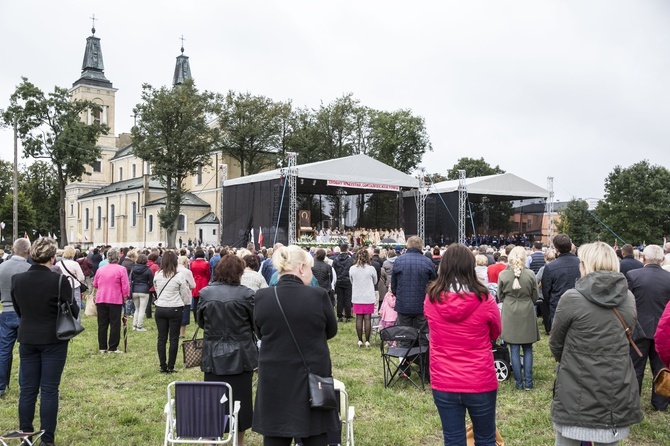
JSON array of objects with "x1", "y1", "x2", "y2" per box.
[
  {"x1": 19, "y1": 342, "x2": 69, "y2": 443},
  {"x1": 433, "y1": 389, "x2": 497, "y2": 446},
  {"x1": 0, "y1": 311, "x2": 20, "y2": 393},
  {"x1": 510, "y1": 343, "x2": 533, "y2": 389}
]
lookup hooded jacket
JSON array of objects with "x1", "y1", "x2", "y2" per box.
[
  {"x1": 130, "y1": 263, "x2": 154, "y2": 294},
  {"x1": 424, "y1": 290, "x2": 501, "y2": 393},
  {"x1": 550, "y1": 271, "x2": 643, "y2": 429}
]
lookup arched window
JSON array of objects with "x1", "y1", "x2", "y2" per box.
[
  {"x1": 132, "y1": 164, "x2": 136, "y2": 178},
  {"x1": 85, "y1": 208, "x2": 90, "y2": 230},
  {"x1": 131, "y1": 202, "x2": 137, "y2": 227},
  {"x1": 119, "y1": 167, "x2": 123, "y2": 182},
  {"x1": 110, "y1": 204, "x2": 115, "y2": 228},
  {"x1": 196, "y1": 166, "x2": 203, "y2": 185},
  {"x1": 148, "y1": 215, "x2": 154, "y2": 233},
  {"x1": 97, "y1": 206, "x2": 102, "y2": 229},
  {"x1": 177, "y1": 214, "x2": 186, "y2": 232}
]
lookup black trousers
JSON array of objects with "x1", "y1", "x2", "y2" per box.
[
  {"x1": 632, "y1": 338, "x2": 669, "y2": 411},
  {"x1": 96, "y1": 303, "x2": 123, "y2": 351},
  {"x1": 265, "y1": 433, "x2": 327, "y2": 446},
  {"x1": 335, "y1": 285, "x2": 352, "y2": 319},
  {"x1": 155, "y1": 306, "x2": 183, "y2": 371},
  {"x1": 539, "y1": 299, "x2": 551, "y2": 334}
]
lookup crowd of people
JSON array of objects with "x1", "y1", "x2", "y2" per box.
[{"x1": 1, "y1": 233, "x2": 670, "y2": 445}]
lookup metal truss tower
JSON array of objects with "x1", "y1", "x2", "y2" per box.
[
  {"x1": 416, "y1": 169, "x2": 429, "y2": 242},
  {"x1": 287, "y1": 152, "x2": 298, "y2": 245},
  {"x1": 458, "y1": 170, "x2": 467, "y2": 244},
  {"x1": 219, "y1": 164, "x2": 227, "y2": 245},
  {"x1": 546, "y1": 176, "x2": 555, "y2": 246}
]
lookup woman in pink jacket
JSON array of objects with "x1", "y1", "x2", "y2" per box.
[
  {"x1": 656, "y1": 302, "x2": 670, "y2": 367},
  {"x1": 424, "y1": 244, "x2": 502, "y2": 446},
  {"x1": 93, "y1": 248, "x2": 130, "y2": 353}
]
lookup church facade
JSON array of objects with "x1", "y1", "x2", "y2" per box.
[{"x1": 65, "y1": 29, "x2": 242, "y2": 247}]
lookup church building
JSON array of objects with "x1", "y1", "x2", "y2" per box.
[{"x1": 65, "y1": 27, "x2": 242, "y2": 247}]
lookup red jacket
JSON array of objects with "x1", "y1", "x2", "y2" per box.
[
  {"x1": 655, "y1": 302, "x2": 670, "y2": 367},
  {"x1": 147, "y1": 260, "x2": 160, "y2": 292},
  {"x1": 190, "y1": 258, "x2": 211, "y2": 297},
  {"x1": 424, "y1": 291, "x2": 501, "y2": 393},
  {"x1": 487, "y1": 263, "x2": 507, "y2": 284}
]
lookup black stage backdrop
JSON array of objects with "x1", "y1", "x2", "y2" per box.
[
  {"x1": 222, "y1": 179, "x2": 289, "y2": 247},
  {"x1": 403, "y1": 193, "x2": 461, "y2": 247}
]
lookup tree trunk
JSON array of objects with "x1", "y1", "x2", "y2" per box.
[{"x1": 58, "y1": 174, "x2": 68, "y2": 247}]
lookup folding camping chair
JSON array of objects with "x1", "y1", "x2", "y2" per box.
[
  {"x1": 296, "y1": 379, "x2": 355, "y2": 446},
  {"x1": 380, "y1": 325, "x2": 428, "y2": 391},
  {"x1": 164, "y1": 381, "x2": 240, "y2": 446},
  {"x1": 0, "y1": 431, "x2": 44, "y2": 446}
]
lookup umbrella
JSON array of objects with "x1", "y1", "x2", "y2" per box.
[
  {"x1": 122, "y1": 314, "x2": 128, "y2": 353},
  {"x1": 381, "y1": 238, "x2": 396, "y2": 243}
]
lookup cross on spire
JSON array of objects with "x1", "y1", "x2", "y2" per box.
[
  {"x1": 180, "y1": 34, "x2": 186, "y2": 54},
  {"x1": 90, "y1": 14, "x2": 97, "y2": 35}
]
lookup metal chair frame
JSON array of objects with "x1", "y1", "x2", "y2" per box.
[{"x1": 380, "y1": 326, "x2": 428, "y2": 391}]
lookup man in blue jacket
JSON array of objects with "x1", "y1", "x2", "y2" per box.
[
  {"x1": 541, "y1": 234, "x2": 580, "y2": 329},
  {"x1": 391, "y1": 236, "x2": 436, "y2": 333}
]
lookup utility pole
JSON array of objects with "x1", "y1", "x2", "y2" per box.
[{"x1": 13, "y1": 119, "x2": 19, "y2": 242}]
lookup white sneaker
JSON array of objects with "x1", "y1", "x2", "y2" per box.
[
  {"x1": 136, "y1": 327, "x2": 147, "y2": 332},
  {"x1": 111, "y1": 350, "x2": 124, "y2": 354},
  {"x1": 132, "y1": 326, "x2": 137, "y2": 331}
]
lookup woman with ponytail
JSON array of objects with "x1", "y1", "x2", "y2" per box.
[{"x1": 498, "y1": 246, "x2": 540, "y2": 390}]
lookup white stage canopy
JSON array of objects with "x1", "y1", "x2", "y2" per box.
[{"x1": 425, "y1": 173, "x2": 549, "y2": 201}]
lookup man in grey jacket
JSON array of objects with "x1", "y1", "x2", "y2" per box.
[{"x1": 0, "y1": 238, "x2": 31, "y2": 397}]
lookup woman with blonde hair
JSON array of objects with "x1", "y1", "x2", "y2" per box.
[
  {"x1": 252, "y1": 245, "x2": 338, "y2": 445},
  {"x1": 498, "y1": 246, "x2": 540, "y2": 390},
  {"x1": 349, "y1": 249, "x2": 378, "y2": 347},
  {"x1": 57, "y1": 245, "x2": 86, "y2": 315},
  {"x1": 550, "y1": 242, "x2": 642, "y2": 445}
]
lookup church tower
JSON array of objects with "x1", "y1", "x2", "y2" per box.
[
  {"x1": 173, "y1": 39, "x2": 192, "y2": 85},
  {"x1": 69, "y1": 21, "x2": 118, "y2": 149}
]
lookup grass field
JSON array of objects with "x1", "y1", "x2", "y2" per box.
[{"x1": 0, "y1": 308, "x2": 669, "y2": 445}]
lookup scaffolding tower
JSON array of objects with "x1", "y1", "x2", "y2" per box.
[
  {"x1": 416, "y1": 169, "x2": 429, "y2": 242},
  {"x1": 546, "y1": 176, "x2": 554, "y2": 246},
  {"x1": 458, "y1": 170, "x2": 467, "y2": 244},
  {"x1": 287, "y1": 152, "x2": 298, "y2": 245}
]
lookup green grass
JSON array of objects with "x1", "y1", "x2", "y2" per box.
[{"x1": 0, "y1": 310, "x2": 668, "y2": 445}]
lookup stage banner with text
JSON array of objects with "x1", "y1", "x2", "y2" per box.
[{"x1": 326, "y1": 180, "x2": 399, "y2": 192}]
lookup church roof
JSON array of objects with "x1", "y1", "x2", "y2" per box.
[
  {"x1": 111, "y1": 144, "x2": 134, "y2": 160},
  {"x1": 78, "y1": 177, "x2": 162, "y2": 199},
  {"x1": 195, "y1": 212, "x2": 220, "y2": 224},
  {"x1": 173, "y1": 47, "x2": 192, "y2": 85},
  {"x1": 145, "y1": 193, "x2": 210, "y2": 208},
  {"x1": 72, "y1": 28, "x2": 113, "y2": 89}
]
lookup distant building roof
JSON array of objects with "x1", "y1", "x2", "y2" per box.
[
  {"x1": 78, "y1": 177, "x2": 162, "y2": 199},
  {"x1": 195, "y1": 212, "x2": 219, "y2": 224},
  {"x1": 111, "y1": 144, "x2": 133, "y2": 160},
  {"x1": 145, "y1": 193, "x2": 210, "y2": 208}
]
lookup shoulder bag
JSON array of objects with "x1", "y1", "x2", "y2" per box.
[
  {"x1": 60, "y1": 260, "x2": 88, "y2": 294},
  {"x1": 654, "y1": 368, "x2": 670, "y2": 398},
  {"x1": 274, "y1": 287, "x2": 337, "y2": 410},
  {"x1": 182, "y1": 326, "x2": 203, "y2": 368},
  {"x1": 56, "y1": 274, "x2": 85, "y2": 340}
]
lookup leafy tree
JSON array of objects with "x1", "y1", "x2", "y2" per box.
[
  {"x1": 313, "y1": 93, "x2": 358, "y2": 159},
  {"x1": 0, "y1": 191, "x2": 36, "y2": 241},
  {"x1": 132, "y1": 79, "x2": 218, "y2": 248},
  {"x1": 0, "y1": 160, "x2": 12, "y2": 199},
  {"x1": 596, "y1": 160, "x2": 670, "y2": 245},
  {"x1": 2, "y1": 77, "x2": 108, "y2": 247},
  {"x1": 556, "y1": 199, "x2": 599, "y2": 246},
  {"x1": 214, "y1": 91, "x2": 284, "y2": 176},
  {"x1": 446, "y1": 157, "x2": 513, "y2": 235},
  {"x1": 20, "y1": 161, "x2": 60, "y2": 238},
  {"x1": 368, "y1": 109, "x2": 432, "y2": 173}
]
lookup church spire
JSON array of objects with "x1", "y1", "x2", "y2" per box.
[
  {"x1": 73, "y1": 16, "x2": 113, "y2": 89},
  {"x1": 173, "y1": 35, "x2": 192, "y2": 86}
]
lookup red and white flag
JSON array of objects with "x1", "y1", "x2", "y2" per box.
[{"x1": 258, "y1": 226, "x2": 263, "y2": 247}]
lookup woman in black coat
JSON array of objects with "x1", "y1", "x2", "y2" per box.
[
  {"x1": 11, "y1": 237, "x2": 77, "y2": 446},
  {"x1": 252, "y1": 245, "x2": 338, "y2": 446},
  {"x1": 197, "y1": 254, "x2": 257, "y2": 446}
]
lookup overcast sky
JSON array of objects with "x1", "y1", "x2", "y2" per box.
[{"x1": 1, "y1": 0, "x2": 669, "y2": 202}]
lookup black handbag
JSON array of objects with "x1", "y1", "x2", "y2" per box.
[
  {"x1": 274, "y1": 287, "x2": 337, "y2": 411},
  {"x1": 56, "y1": 275, "x2": 85, "y2": 340}
]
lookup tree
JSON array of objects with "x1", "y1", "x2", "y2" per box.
[
  {"x1": 313, "y1": 93, "x2": 358, "y2": 160},
  {"x1": 20, "y1": 161, "x2": 60, "y2": 238},
  {"x1": 0, "y1": 191, "x2": 36, "y2": 241},
  {"x1": 2, "y1": 77, "x2": 108, "y2": 247},
  {"x1": 214, "y1": 91, "x2": 284, "y2": 176},
  {"x1": 596, "y1": 160, "x2": 670, "y2": 245},
  {"x1": 447, "y1": 157, "x2": 513, "y2": 234},
  {"x1": 132, "y1": 79, "x2": 218, "y2": 248},
  {"x1": 368, "y1": 109, "x2": 432, "y2": 173},
  {"x1": 556, "y1": 199, "x2": 599, "y2": 246},
  {"x1": 0, "y1": 160, "x2": 12, "y2": 199}
]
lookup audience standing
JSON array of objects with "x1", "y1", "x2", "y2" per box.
[
  {"x1": 349, "y1": 249, "x2": 378, "y2": 348},
  {"x1": 93, "y1": 248, "x2": 130, "y2": 353},
  {"x1": 541, "y1": 234, "x2": 580, "y2": 328}
]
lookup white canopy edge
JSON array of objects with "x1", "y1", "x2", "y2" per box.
[{"x1": 415, "y1": 173, "x2": 549, "y2": 198}]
